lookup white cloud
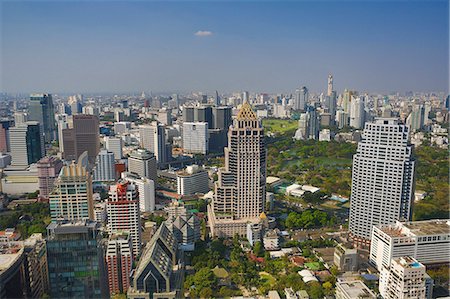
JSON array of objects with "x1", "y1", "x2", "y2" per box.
[{"x1": 194, "y1": 30, "x2": 213, "y2": 37}]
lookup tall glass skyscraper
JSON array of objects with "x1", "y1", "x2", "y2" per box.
[
  {"x1": 46, "y1": 221, "x2": 107, "y2": 298},
  {"x1": 28, "y1": 93, "x2": 56, "y2": 143}
]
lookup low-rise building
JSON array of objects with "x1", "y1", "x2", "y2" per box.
[
  {"x1": 334, "y1": 243, "x2": 358, "y2": 272},
  {"x1": 335, "y1": 280, "x2": 376, "y2": 299}
]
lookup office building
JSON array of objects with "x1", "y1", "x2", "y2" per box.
[
  {"x1": 22, "y1": 233, "x2": 50, "y2": 299},
  {"x1": 9, "y1": 121, "x2": 44, "y2": 167},
  {"x1": 68, "y1": 95, "x2": 83, "y2": 115},
  {"x1": 335, "y1": 281, "x2": 376, "y2": 299},
  {"x1": 49, "y1": 163, "x2": 94, "y2": 222},
  {"x1": 342, "y1": 89, "x2": 354, "y2": 114},
  {"x1": 176, "y1": 165, "x2": 209, "y2": 195},
  {"x1": 349, "y1": 97, "x2": 365, "y2": 129},
  {"x1": 57, "y1": 117, "x2": 69, "y2": 153},
  {"x1": 208, "y1": 101, "x2": 266, "y2": 237},
  {"x1": 128, "y1": 223, "x2": 181, "y2": 299},
  {"x1": 37, "y1": 156, "x2": 63, "y2": 200},
  {"x1": 62, "y1": 114, "x2": 100, "y2": 163},
  {"x1": 106, "y1": 233, "x2": 133, "y2": 295},
  {"x1": 293, "y1": 87, "x2": 308, "y2": 111},
  {"x1": 327, "y1": 74, "x2": 333, "y2": 96},
  {"x1": 336, "y1": 110, "x2": 349, "y2": 128},
  {"x1": 379, "y1": 256, "x2": 427, "y2": 299},
  {"x1": 370, "y1": 219, "x2": 450, "y2": 272},
  {"x1": 107, "y1": 181, "x2": 142, "y2": 257},
  {"x1": 121, "y1": 172, "x2": 155, "y2": 212},
  {"x1": 183, "y1": 122, "x2": 208, "y2": 155},
  {"x1": 306, "y1": 106, "x2": 320, "y2": 140},
  {"x1": 407, "y1": 104, "x2": 425, "y2": 132},
  {"x1": 325, "y1": 91, "x2": 337, "y2": 123},
  {"x1": 114, "y1": 121, "x2": 131, "y2": 134},
  {"x1": 46, "y1": 221, "x2": 107, "y2": 299},
  {"x1": 28, "y1": 93, "x2": 56, "y2": 143},
  {"x1": 128, "y1": 148, "x2": 157, "y2": 183},
  {"x1": 0, "y1": 240, "x2": 25, "y2": 298},
  {"x1": 93, "y1": 150, "x2": 115, "y2": 182},
  {"x1": 349, "y1": 118, "x2": 415, "y2": 245},
  {"x1": 139, "y1": 122, "x2": 170, "y2": 164},
  {"x1": 105, "y1": 136, "x2": 123, "y2": 160}
]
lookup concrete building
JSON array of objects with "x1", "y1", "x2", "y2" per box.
[
  {"x1": 106, "y1": 233, "x2": 133, "y2": 295},
  {"x1": 407, "y1": 104, "x2": 425, "y2": 132},
  {"x1": 370, "y1": 219, "x2": 450, "y2": 272},
  {"x1": 128, "y1": 148, "x2": 157, "y2": 183},
  {"x1": 121, "y1": 172, "x2": 155, "y2": 212},
  {"x1": 165, "y1": 202, "x2": 200, "y2": 251},
  {"x1": 28, "y1": 93, "x2": 56, "y2": 143},
  {"x1": 0, "y1": 120, "x2": 13, "y2": 153},
  {"x1": 49, "y1": 163, "x2": 94, "y2": 222},
  {"x1": 349, "y1": 97, "x2": 365, "y2": 129},
  {"x1": 105, "y1": 136, "x2": 123, "y2": 160},
  {"x1": 128, "y1": 223, "x2": 181, "y2": 299},
  {"x1": 22, "y1": 233, "x2": 50, "y2": 299},
  {"x1": 36, "y1": 156, "x2": 63, "y2": 200},
  {"x1": 107, "y1": 181, "x2": 142, "y2": 257},
  {"x1": 379, "y1": 256, "x2": 428, "y2": 299},
  {"x1": 335, "y1": 280, "x2": 376, "y2": 299},
  {"x1": 176, "y1": 165, "x2": 209, "y2": 195},
  {"x1": 208, "y1": 101, "x2": 266, "y2": 237},
  {"x1": 46, "y1": 221, "x2": 107, "y2": 299},
  {"x1": 62, "y1": 114, "x2": 100, "y2": 164},
  {"x1": 263, "y1": 229, "x2": 280, "y2": 251},
  {"x1": 334, "y1": 243, "x2": 359, "y2": 272},
  {"x1": 0, "y1": 240, "x2": 25, "y2": 298},
  {"x1": 183, "y1": 122, "x2": 208, "y2": 154},
  {"x1": 9, "y1": 121, "x2": 44, "y2": 167},
  {"x1": 293, "y1": 87, "x2": 308, "y2": 111},
  {"x1": 93, "y1": 150, "x2": 115, "y2": 182},
  {"x1": 349, "y1": 118, "x2": 415, "y2": 245},
  {"x1": 139, "y1": 122, "x2": 170, "y2": 164}
]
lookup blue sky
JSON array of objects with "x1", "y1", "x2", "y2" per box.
[{"x1": 1, "y1": 0, "x2": 448, "y2": 94}]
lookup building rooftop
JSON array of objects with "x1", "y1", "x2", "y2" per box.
[
  {"x1": 379, "y1": 219, "x2": 450, "y2": 237},
  {"x1": 337, "y1": 281, "x2": 376, "y2": 298}
]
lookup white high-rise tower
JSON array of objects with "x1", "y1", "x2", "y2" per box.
[{"x1": 349, "y1": 118, "x2": 415, "y2": 245}]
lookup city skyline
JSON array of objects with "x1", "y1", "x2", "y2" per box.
[{"x1": 1, "y1": 1, "x2": 448, "y2": 94}]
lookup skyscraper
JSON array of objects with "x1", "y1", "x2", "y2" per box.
[
  {"x1": 407, "y1": 104, "x2": 425, "y2": 132},
  {"x1": 208, "y1": 102, "x2": 266, "y2": 237},
  {"x1": 294, "y1": 87, "x2": 308, "y2": 111},
  {"x1": 93, "y1": 150, "x2": 115, "y2": 182},
  {"x1": 306, "y1": 105, "x2": 320, "y2": 140},
  {"x1": 128, "y1": 148, "x2": 157, "y2": 183},
  {"x1": 106, "y1": 233, "x2": 133, "y2": 296},
  {"x1": 9, "y1": 121, "x2": 44, "y2": 167},
  {"x1": 139, "y1": 122, "x2": 169, "y2": 164},
  {"x1": 28, "y1": 94, "x2": 56, "y2": 143},
  {"x1": 37, "y1": 156, "x2": 63, "y2": 200},
  {"x1": 49, "y1": 162, "x2": 94, "y2": 222},
  {"x1": 349, "y1": 118, "x2": 415, "y2": 245},
  {"x1": 349, "y1": 97, "x2": 366, "y2": 129},
  {"x1": 327, "y1": 74, "x2": 333, "y2": 96},
  {"x1": 107, "y1": 181, "x2": 142, "y2": 257},
  {"x1": 62, "y1": 114, "x2": 100, "y2": 163},
  {"x1": 46, "y1": 221, "x2": 107, "y2": 299}
]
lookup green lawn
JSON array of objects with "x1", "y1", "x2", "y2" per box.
[{"x1": 262, "y1": 119, "x2": 298, "y2": 135}]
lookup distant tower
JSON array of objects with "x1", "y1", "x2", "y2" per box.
[
  {"x1": 349, "y1": 118, "x2": 415, "y2": 245},
  {"x1": 208, "y1": 102, "x2": 266, "y2": 238},
  {"x1": 214, "y1": 90, "x2": 220, "y2": 106},
  {"x1": 28, "y1": 93, "x2": 56, "y2": 143},
  {"x1": 294, "y1": 87, "x2": 308, "y2": 112},
  {"x1": 9, "y1": 121, "x2": 44, "y2": 167},
  {"x1": 327, "y1": 74, "x2": 333, "y2": 96}
]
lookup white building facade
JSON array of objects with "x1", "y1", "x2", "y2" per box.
[
  {"x1": 349, "y1": 118, "x2": 415, "y2": 245},
  {"x1": 182, "y1": 122, "x2": 208, "y2": 155}
]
